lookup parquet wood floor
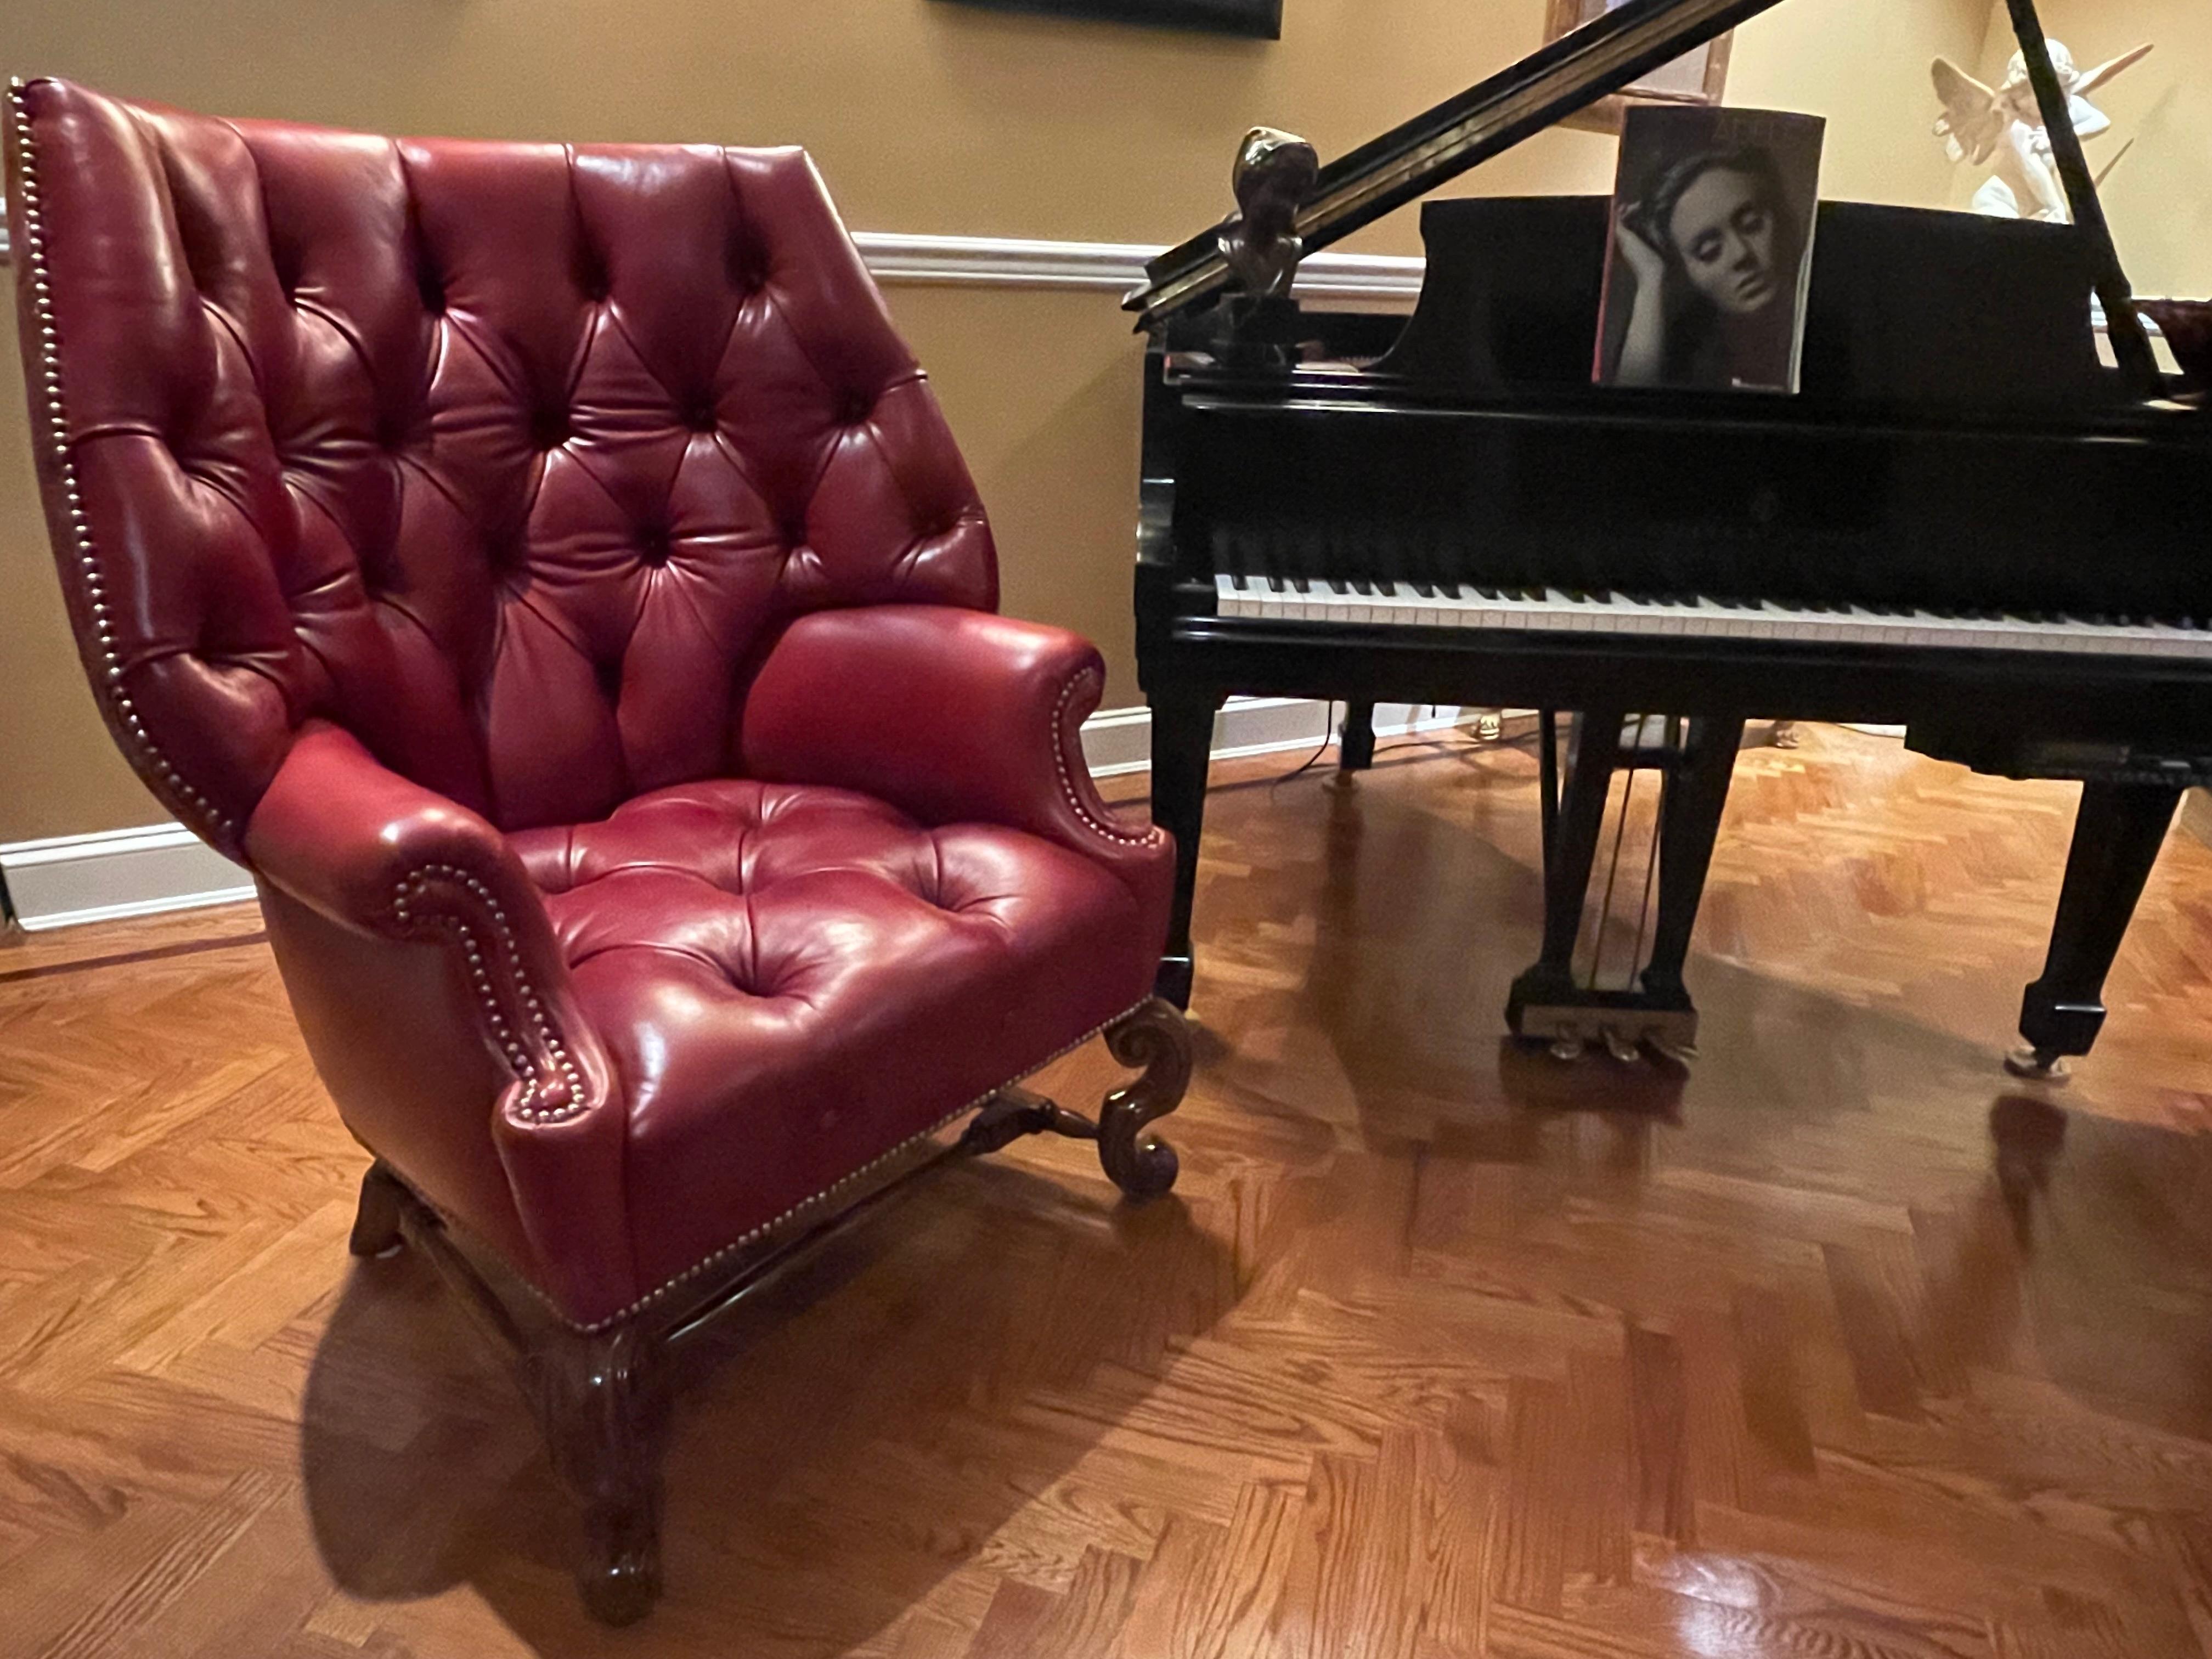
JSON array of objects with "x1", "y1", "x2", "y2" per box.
[{"x1": 5, "y1": 725, "x2": 2212, "y2": 1657}]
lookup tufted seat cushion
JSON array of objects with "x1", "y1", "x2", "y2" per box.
[{"x1": 507, "y1": 780, "x2": 1159, "y2": 1299}]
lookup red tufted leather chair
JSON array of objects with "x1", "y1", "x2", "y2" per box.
[{"x1": 7, "y1": 77, "x2": 1191, "y2": 1622}]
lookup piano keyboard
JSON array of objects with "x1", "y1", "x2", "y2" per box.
[{"x1": 1214, "y1": 575, "x2": 2212, "y2": 661}]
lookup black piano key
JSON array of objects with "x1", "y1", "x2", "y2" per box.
[
  {"x1": 1251, "y1": 532, "x2": 1278, "y2": 590},
  {"x1": 1370, "y1": 533, "x2": 1405, "y2": 593}
]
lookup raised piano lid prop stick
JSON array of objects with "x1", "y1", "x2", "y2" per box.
[{"x1": 1596, "y1": 105, "x2": 1826, "y2": 393}]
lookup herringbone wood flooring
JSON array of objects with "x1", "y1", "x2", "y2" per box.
[{"x1": 5, "y1": 725, "x2": 2212, "y2": 1657}]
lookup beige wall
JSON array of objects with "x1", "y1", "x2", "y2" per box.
[{"x1": 2, "y1": 0, "x2": 1987, "y2": 842}]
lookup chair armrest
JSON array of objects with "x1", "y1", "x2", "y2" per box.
[
  {"x1": 740, "y1": 606, "x2": 1170, "y2": 885},
  {"x1": 246, "y1": 721, "x2": 635, "y2": 1318}
]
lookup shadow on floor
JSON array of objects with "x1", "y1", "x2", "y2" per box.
[{"x1": 297, "y1": 1154, "x2": 1228, "y2": 1654}]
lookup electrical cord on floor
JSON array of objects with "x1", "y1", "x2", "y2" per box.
[
  {"x1": 1271, "y1": 701, "x2": 1341, "y2": 789},
  {"x1": 1264, "y1": 706, "x2": 1545, "y2": 787}
]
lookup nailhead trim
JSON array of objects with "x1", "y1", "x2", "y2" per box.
[
  {"x1": 391, "y1": 862, "x2": 585, "y2": 1121},
  {"x1": 428, "y1": 991, "x2": 1158, "y2": 1334},
  {"x1": 1055, "y1": 668, "x2": 1164, "y2": 849},
  {"x1": 11, "y1": 84, "x2": 232, "y2": 837}
]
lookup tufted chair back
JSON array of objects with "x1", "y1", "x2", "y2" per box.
[{"x1": 8, "y1": 79, "x2": 996, "y2": 855}]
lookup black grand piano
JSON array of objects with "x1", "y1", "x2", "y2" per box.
[{"x1": 1127, "y1": 0, "x2": 2212, "y2": 1076}]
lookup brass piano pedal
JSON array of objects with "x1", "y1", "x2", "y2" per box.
[
  {"x1": 1517, "y1": 1004, "x2": 1699, "y2": 1060},
  {"x1": 2004, "y1": 1045, "x2": 2073, "y2": 1083}
]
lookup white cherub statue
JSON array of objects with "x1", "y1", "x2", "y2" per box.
[{"x1": 1932, "y1": 40, "x2": 2152, "y2": 223}]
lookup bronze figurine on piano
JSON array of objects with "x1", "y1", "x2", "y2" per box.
[
  {"x1": 1219, "y1": 125, "x2": 1318, "y2": 299},
  {"x1": 1125, "y1": 0, "x2": 2208, "y2": 1081}
]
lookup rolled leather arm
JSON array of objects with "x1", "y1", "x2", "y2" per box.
[
  {"x1": 740, "y1": 605, "x2": 1171, "y2": 894},
  {"x1": 245, "y1": 720, "x2": 635, "y2": 1318}
]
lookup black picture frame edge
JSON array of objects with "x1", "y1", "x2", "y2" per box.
[{"x1": 933, "y1": 0, "x2": 1282, "y2": 42}]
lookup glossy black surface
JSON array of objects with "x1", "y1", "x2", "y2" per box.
[{"x1": 1133, "y1": 203, "x2": 2212, "y2": 1061}]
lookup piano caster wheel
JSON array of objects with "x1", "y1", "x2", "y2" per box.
[
  {"x1": 2005, "y1": 1045, "x2": 2072, "y2": 1082},
  {"x1": 1548, "y1": 1036, "x2": 1585, "y2": 1063},
  {"x1": 1476, "y1": 712, "x2": 1502, "y2": 742},
  {"x1": 1771, "y1": 720, "x2": 1801, "y2": 751}
]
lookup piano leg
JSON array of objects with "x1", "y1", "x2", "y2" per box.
[
  {"x1": 1338, "y1": 702, "x2": 1377, "y2": 772},
  {"x1": 1149, "y1": 691, "x2": 1221, "y2": 1010},
  {"x1": 2011, "y1": 781, "x2": 2182, "y2": 1079},
  {"x1": 1639, "y1": 716, "x2": 1747, "y2": 1010},
  {"x1": 1508, "y1": 707, "x2": 1626, "y2": 1048}
]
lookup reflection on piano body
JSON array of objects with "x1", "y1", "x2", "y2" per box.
[{"x1": 1125, "y1": 0, "x2": 2210, "y2": 1075}]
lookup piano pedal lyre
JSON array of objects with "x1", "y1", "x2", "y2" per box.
[{"x1": 1508, "y1": 708, "x2": 1742, "y2": 1070}]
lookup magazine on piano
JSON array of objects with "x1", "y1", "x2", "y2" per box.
[{"x1": 1594, "y1": 105, "x2": 1826, "y2": 392}]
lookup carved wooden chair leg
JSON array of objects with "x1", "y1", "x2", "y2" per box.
[
  {"x1": 348, "y1": 1161, "x2": 408, "y2": 1259},
  {"x1": 1098, "y1": 997, "x2": 1192, "y2": 1200},
  {"x1": 520, "y1": 1324, "x2": 672, "y2": 1626}
]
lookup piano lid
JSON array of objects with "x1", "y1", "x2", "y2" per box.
[
  {"x1": 1123, "y1": 0, "x2": 2158, "y2": 396},
  {"x1": 1128, "y1": 0, "x2": 1780, "y2": 326}
]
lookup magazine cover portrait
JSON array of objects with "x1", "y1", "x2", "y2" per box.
[{"x1": 1595, "y1": 106, "x2": 1828, "y2": 392}]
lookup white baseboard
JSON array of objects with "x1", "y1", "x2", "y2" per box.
[
  {"x1": 1078, "y1": 695, "x2": 1484, "y2": 777},
  {"x1": 0, "y1": 823, "x2": 255, "y2": 932},
  {"x1": 0, "y1": 696, "x2": 1466, "y2": 932}
]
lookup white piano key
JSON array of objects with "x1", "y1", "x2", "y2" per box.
[{"x1": 1214, "y1": 571, "x2": 2212, "y2": 662}]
